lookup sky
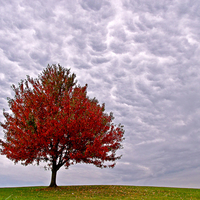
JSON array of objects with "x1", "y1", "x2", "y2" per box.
[{"x1": 1, "y1": 0, "x2": 200, "y2": 189}]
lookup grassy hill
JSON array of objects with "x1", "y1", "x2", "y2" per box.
[{"x1": 1, "y1": 185, "x2": 200, "y2": 199}]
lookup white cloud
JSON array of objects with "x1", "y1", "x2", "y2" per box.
[
  {"x1": 137, "y1": 165, "x2": 153, "y2": 176},
  {"x1": 0, "y1": 73, "x2": 5, "y2": 81},
  {"x1": 136, "y1": 138, "x2": 166, "y2": 146}
]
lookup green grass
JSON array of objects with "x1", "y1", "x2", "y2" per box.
[{"x1": 0, "y1": 185, "x2": 200, "y2": 199}]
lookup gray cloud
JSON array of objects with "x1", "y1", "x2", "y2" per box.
[{"x1": 1, "y1": 0, "x2": 200, "y2": 188}]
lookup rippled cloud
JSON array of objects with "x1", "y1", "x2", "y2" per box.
[{"x1": 1, "y1": 0, "x2": 200, "y2": 188}]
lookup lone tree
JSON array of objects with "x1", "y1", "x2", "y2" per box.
[{"x1": 0, "y1": 64, "x2": 125, "y2": 187}]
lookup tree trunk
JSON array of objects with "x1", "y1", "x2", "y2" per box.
[{"x1": 49, "y1": 168, "x2": 58, "y2": 187}]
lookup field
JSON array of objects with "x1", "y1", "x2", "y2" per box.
[{"x1": 0, "y1": 185, "x2": 200, "y2": 199}]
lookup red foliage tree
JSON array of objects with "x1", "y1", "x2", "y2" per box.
[{"x1": 0, "y1": 64, "x2": 125, "y2": 187}]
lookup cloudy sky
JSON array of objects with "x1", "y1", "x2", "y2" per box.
[{"x1": 1, "y1": 0, "x2": 200, "y2": 188}]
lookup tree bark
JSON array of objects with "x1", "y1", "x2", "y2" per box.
[{"x1": 49, "y1": 168, "x2": 58, "y2": 187}]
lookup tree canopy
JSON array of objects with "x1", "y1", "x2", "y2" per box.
[{"x1": 0, "y1": 64, "x2": 125, "y2": 187}]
